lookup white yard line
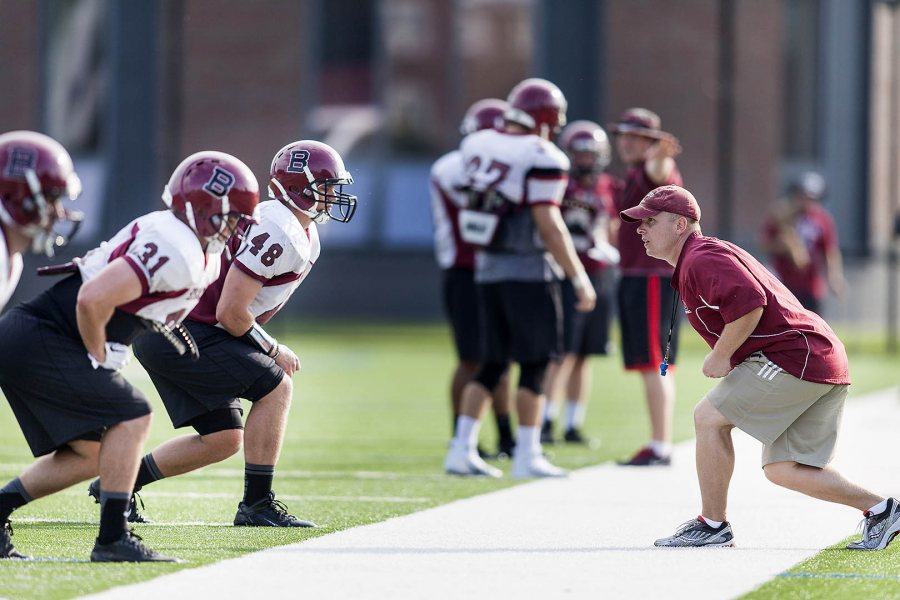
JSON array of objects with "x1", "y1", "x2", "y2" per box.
[{"x1": 85, "y1": 388, "x2": 900, "y2": 600}]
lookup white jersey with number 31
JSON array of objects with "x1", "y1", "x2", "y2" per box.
[
  {"x1": 76, "y1": 210, "x2": 220, "y2": 326},
  {"x1": 0, "y1": 230, "x2": 23, "y2": 313}
]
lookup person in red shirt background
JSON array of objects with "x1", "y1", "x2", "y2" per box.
[
  {"x1": 761, "y1": 171, "x2": 845, "y2": 314},
  {"x1": 541, "y1": 120, "x2": 619, "y2": 445},
  {"x1": 622, "y1": 184, "x2": 899, "y2": 551},
  {"x1": 608, "y1": 108, "x2": 683, "y2": 466}
]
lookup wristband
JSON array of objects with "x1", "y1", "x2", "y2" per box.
[
  {"x1": 243, "y1": 323, "x2": 278, "y2": 357},
  {"x1": 570, "y1": 272, "x2": 590, "y2": 291}
]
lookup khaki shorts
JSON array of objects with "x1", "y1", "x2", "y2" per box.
[{"x1": 704, "y1": 352, "x2": 847, "y2": 468}]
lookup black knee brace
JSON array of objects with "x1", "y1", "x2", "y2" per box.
[
  {"x1": 474, "y1": 361, "x2": 507, "y2": 391},
  {"x1": 189, "y1": 408, "x2": 244, "y2": 436},
  {"x1": 518, "y1": 361, "x2": 548, "y2": 395}
]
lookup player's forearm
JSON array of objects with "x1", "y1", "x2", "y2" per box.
[
  {"x1": 645, "y1": 156, "x2": 674, "y2": 185},
  {"x1": 711, "y1": 307, "x2": 764, "y2": 362},
  {"x1": 216, "y1": 305, "x2": 256, "y2": 338},
  {"x1": 75, "y1": 296, "x2": 113, "y2": 359},
  {"x1": 541, "y1": 222, "x2": 589, "y2": 284}
]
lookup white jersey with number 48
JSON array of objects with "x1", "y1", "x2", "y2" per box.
[{"x1": 231, "y1": 200, "x2": 320, "y2": 322}]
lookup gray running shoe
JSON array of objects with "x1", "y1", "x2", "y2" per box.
[
  {"x1": 654, "y1": 517, "x2": 735, "y2": 548},
  {"x1": 0, "y1": 521, "x2": 30, "y2": 560},
  {"x1": 847, "y1": 497, "x2": 900, "y2": 550}
]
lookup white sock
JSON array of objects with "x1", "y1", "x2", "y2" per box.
[
  {"x1": 517, "y1": 426, "x2": 539, "y2": 459},
  {"x1": 564, "y1": 400, "x2": 586, "y2": 429},
  {"x1": 867, "y1": 498, "x2": 889, "y2": 515},
  {"x1": 649, "y1": 440, "x2": 672, "y2": 457},
  {"x1": 543, "y1": 401, "x2": 559, "y2": 422},
  {"x1": 700, "y1": 515, "x2": 723, "y2": 528},
  {"x1": 455, "y1": 416, "x2": 481, "y2": 453}
]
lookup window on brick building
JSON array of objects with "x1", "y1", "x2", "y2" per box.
[{"x1": 781, "y1": 0, "x2": 821, "y2": 161}]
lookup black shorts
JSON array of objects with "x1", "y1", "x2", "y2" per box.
[
  {"x1": 561, "y1": 270, "x2": 612, "y2": 356},
  {"x1": 442, "y1": 267, "x2": 482, "y2": 362},
  {"x1": 617, "y1": 275, "x2": 681, "y2": 371},
  {"x1": 0, "y1": 309, "x2": 152, "y2": 457},
  {"x1": 478, "y1": 280, "x2": 562, "y2": 364},
  {"x1": 132, "y1": 321, "x2": 284, "y2": 429}
]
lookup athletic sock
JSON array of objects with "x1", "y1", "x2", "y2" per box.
[
  {"x1": 494, "y1": 414, "x2": 513, "y2": 445},
  {"x1": 243, "y1": 464, "x2": 275, "y2": 505},
  {"x1": 133, "y1": 453, "x2": 165, "y2": 491},
  {"x1": 867, "y1": 498, "x2": 889, "y2": 515},
  {"x1": 455, "y1": 415, "x2": 480, "y2": 453},
  {"x1": 97, "y1": 491, "x2": 130, "y2": 545},
  {"x1": 0, "y1": 478, "x2": 32, "y2": 523},
  {"x1": 564, "y1": 400, "x2": 586, "y2": 430},
  {"x1": 649, "y1": 440, "x2": 672, "y2": 457},
  {"x1": 543, "y1": 401, "x2": 559, "y2": 422},
  {"x1": 699, "y1": 515, "x2": 724, "y2": 529},
  {"x1": 517, "y1": 425, "x2": 539, "y2": 459}
]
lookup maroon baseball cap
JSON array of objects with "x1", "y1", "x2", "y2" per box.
[
  {"x1": 620, "y1": 185, "x2": 702, "y2": 223},
  {"x1": 607, "y1": 107, "x2": 668, "y2": 140}
]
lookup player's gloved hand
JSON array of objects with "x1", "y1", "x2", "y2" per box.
[{"x1": 88, "y1": 342, "x2": 131, "y2": 371}]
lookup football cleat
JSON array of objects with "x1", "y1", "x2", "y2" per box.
[
  {"x1": 511, "y1": 453, "x2": 568, "y2": 479},
  {"x1": 87, "y1": 479, "x2": 150, "y2": 523},
  {"x1": 540, "y1": 420, "x2": 556, "y2": 445},
  {"x1": 234, "y1": 492, "x2": 316, "y2": 527},
  {"x1": 90, "y1": 530, "x2": 180, "y2": 562},
  {"x1": 0, "y1": 521, "x2": 30, "y2": 560},
  {"x1": 444, "y1": 442, "x2": 502, "y2": 478}
]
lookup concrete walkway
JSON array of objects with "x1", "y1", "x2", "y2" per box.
[{"x1": 87, "y1": 388, "x2": 900, "y2": 600}]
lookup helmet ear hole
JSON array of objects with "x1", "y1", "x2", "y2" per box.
[{"x1": 289, "y1": 185, "x2": 301, "y2": 193}]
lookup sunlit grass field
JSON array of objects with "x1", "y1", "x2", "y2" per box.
[{"x1": 0, "y1": 321, "x2": 896, "y2": 599}]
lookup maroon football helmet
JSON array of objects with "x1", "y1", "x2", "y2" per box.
[
  {"x1": 0, "y1": 130, "x2": 83, "y2": 256},
  {"x1": 459, "y1": 98, "x2": 509, "y2": 136},
  {"x1": 558, "y1": 120, "x2": 612, "y2": 175},
  {"x1": 163, "y1": 151, "x2": 260, "y2": 250},
  {"x1": 268, "y1": 140, "x2": 357, "y2": 224},
  {"x1": 504, "y1": 78, "x2": 568, "y2": 135}
]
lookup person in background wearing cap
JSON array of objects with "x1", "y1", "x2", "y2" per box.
[
  {"x1": 622, "y1": 184, "x2": 899, "y2": 550},
  {"x1": 760, "y1": 171, "x2": 845, "y2": 314},
  {"x1": 430, "y1": 98, "x2": 515, "y2": 459},
  {"x1": 608, "y1": 108, "x2": 683, "y2": 466}
]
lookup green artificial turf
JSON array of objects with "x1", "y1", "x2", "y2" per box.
[{"x1": 0, "y1": 321, "x2": 896, "y2": 599}]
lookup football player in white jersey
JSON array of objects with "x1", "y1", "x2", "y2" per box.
[
  {"x1": 0, "y1": 150, "x2": 260, "y2": 562},
  {"x1": 0, "y1": 131, "x2": 82, "y2": 312},
  {"x1": 430, "y1": 98, "x2": 516, "y2": 459},
  {"x1": 443, "y1": 78, "x2": 596, "y2": 479},
  {"x1": 115, "y1": 140, "x2": 356, "y2": 527}
]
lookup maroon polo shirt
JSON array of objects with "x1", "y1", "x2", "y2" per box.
[
  {"x1": 762, "y1": 203, "x2": 839, "y2": 300},
  {"x1": 615, "y1": 161, "x2": 682, "y2": 275},
  {"x1": 672, "y1": 232, "x2": 850, "y2": 384}
]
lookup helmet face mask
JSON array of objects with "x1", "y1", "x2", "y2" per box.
[
  {"x1": 268, "y1": 141, "x2": 357, "y2": 224},
  {"x1": 0, "y1": 131, "x2": 84, "y2": 256},
  {"x1": 163, "y1": 151, "x2": 260, "y2": 252}
]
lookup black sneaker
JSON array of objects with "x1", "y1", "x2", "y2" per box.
[
  {"x1": 0, "y1": 521, "x2": 30, "y2": 560},
  {"x1": 234, "y1": 492, "x2": 316, "y2": 527},
  {"x1": 90, "y1": 530, "x2": 180, "y2": 562},
  {"x1": 87, "y1": 479, "x2": 150, "y2": 524},
  {"x1": 563, "y1": 428, "x2": 587, "y2": 444},
  {"x1": 495, "y1": 437, "x2": 516, "y2": 460},
  {"x1": 847, "y1": 497, "x2": 900, "y2": 550},
  {"x1": 540, "y1": 420, "x2": 556, "y2": 445},
  {"x1": 655, "y1": 516, "x2": 735, "y2": 548}
]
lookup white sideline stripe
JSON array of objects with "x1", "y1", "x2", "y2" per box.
[
  {"x1": 0, "y1": 466, "x2": 444, "y2": 481},
  {"x1": 59, "y1": 491, "x2": 431, "y2": 504},
  {"x1": 83, "y1": 388, "x2": 900, "y2": 600}
]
